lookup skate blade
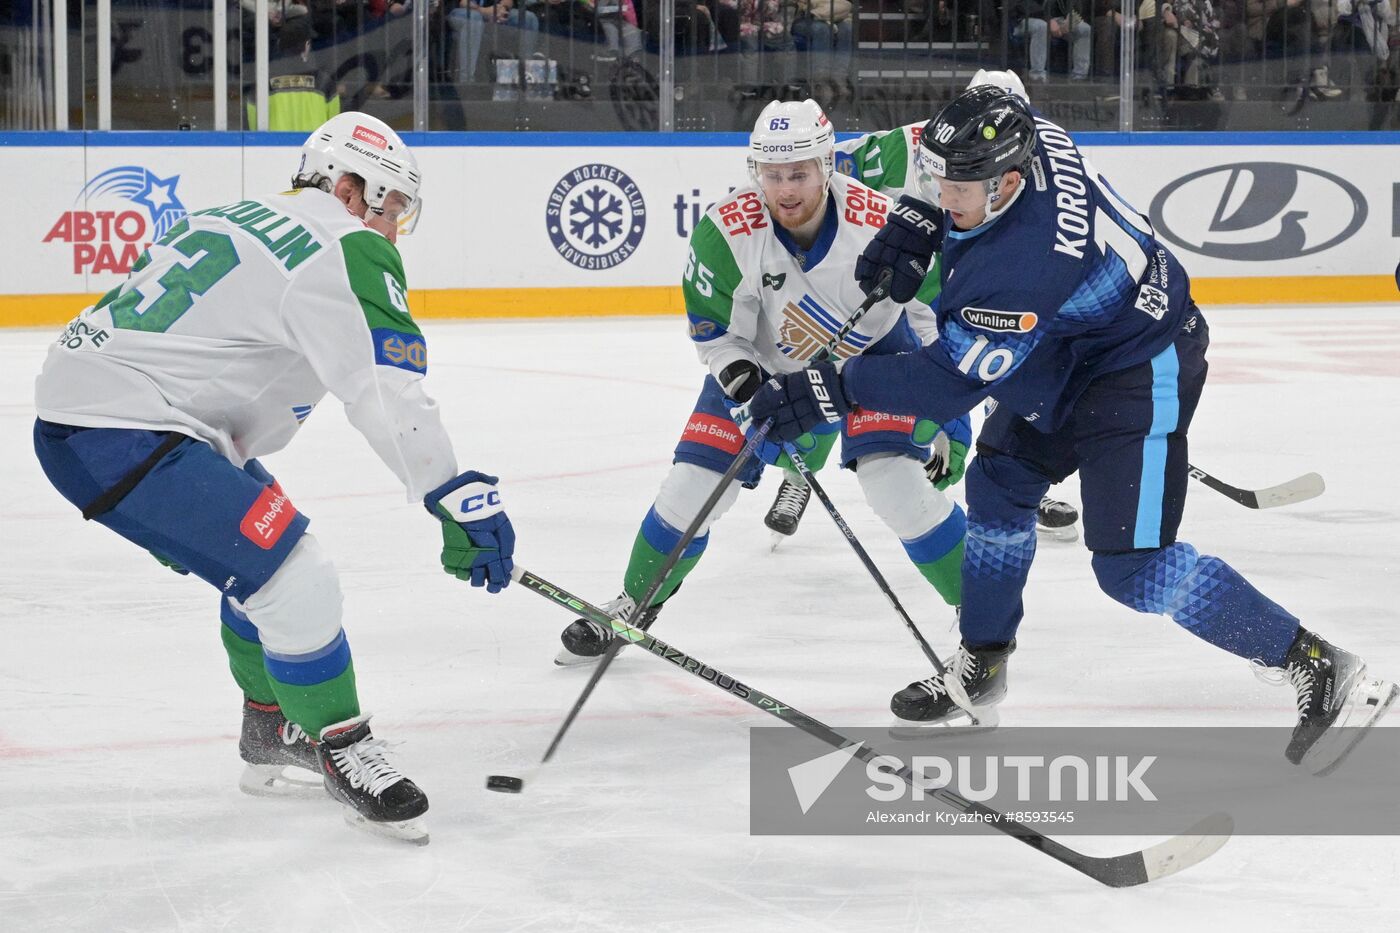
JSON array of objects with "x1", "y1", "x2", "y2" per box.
[
  {"x1": 1036, "y1": 523, "x2": 1079, "y2": 543},
  {"x1": 342, "y1": 810, "x2": 430, "y2": 846},
  {"x1": 769, "y1": 530, "x2": 789, "y2": 552},
  {"x1": 238, "y1": 763, "x2": 328, "y2": 798},
  {"x1": 554, "y1": 645, "x2": 603, "y2": 667},
  {"x1": 1307, "y1": 678, "x2": 1398, "y2": 777},
  {"x1": 887, "y1": 707, "x2": 1001, "y2": 741}
]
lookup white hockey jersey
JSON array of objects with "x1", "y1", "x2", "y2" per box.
[
  {"x1": 682, "y1": 173, "x2": 915, "y2": 383},
  {"x1": 34, "y1": 187, "x2": 456, "y2": 502}
]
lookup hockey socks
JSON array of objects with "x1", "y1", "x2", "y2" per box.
[
  {"x1": 622, "y1": 507, "x2": 708, "y2": 606},
  {"x1": 900, "y1": 503, "x2": 966, "y2": 606},
  {"x1": 1092, "y1": 543, "x2": 1301, "y2": 664},
  {"x1": 220, "y1": 597, "x2": 361, "y2": 735}
]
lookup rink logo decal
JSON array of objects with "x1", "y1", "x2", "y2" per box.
[
  {"x1": 43, "y1": 165, "x2": 188, "y2": 276},
  {"x1": 681, "y1": 414, "x2": 744, "y2": 454},
  {"x1": 847, "y1": 410, "x2": 917, "y2": 437},
  {"x1": 1149, "y1": 163, "x2": 1367, "y2": 261},
  {"x1": 372, "y1": 327, "x2": 428, "y2": 372},
  {"x1": 241, "y1": 483, "x2": 298, "y2": 549},
  {"x1": 545, "y1": 164, "x2": 646, "y2": 270},
  {"x1": 959, "y1": 307, "x2": 1038, "y2": 333}
]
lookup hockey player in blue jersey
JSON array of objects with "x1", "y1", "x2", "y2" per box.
[{"x1": 743, "y1": 85, "x2": 1397, "y2": 772}]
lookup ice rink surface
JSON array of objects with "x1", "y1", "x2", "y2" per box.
[{"x1": 2, "y1": 305, "x2": 1398, "y2": 931}]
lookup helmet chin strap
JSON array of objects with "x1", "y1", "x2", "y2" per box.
[{"x1": 978, "y1": 170, "x2": 1028, "y2": 226}]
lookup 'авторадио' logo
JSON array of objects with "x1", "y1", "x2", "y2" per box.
[
  {"x1": 545, "y1": 163, "x2": 646, "y2": 270},
  {"x1": 42, "y1": 166, "x2": 188, "y2": 275}
]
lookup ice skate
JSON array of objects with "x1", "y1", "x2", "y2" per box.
[
  {"x1": 317, "y1": 715, "x2": 429, "y2": 845},
  {"x1": 889, "y1": 640, "x2": 1014, "y2": 735},
  {"x1": 1255, "y1": 629, "x2": 1397, "y2": 775},
  {"x1": 764, "y1": 474, "x2": 810, "y2": 551},
  {"x1": 555, "y1": 592, "x2": 666, "y2": 666},
  {"x1": 1036, "y1": 496, "x2": 1079, "y2": 542},
  {"x1": 237, "y1": 698, "x2": 326, "y2": 798}
]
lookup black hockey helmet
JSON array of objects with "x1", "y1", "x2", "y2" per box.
[{"x1": 917, "y1": 85, "x2": 1037, "y2": 184}]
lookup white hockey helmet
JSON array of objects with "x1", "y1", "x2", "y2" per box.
[
  {"x1": 968, "y1": 68, "x2": 1030, "y2": 103},
  {"x1": 296, "y1": 112, "x2": 423, "y2": 234},
  {"x1": 747, "y1": 98, "x2": 836, "y2": 186}
]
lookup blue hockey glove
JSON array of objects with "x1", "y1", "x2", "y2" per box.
[
  {"x1": 855, "y1": 195, "x2": 945, "y2": 303},
  {"x1": 423, "y1": 471, "x2": 515, "y2": 593},
  {"x1": 742, "y1": 361, "x2": 851, "y2": 444}
]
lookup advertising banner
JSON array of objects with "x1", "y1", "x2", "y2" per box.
[{"x1": 2, "y1": 134, "x2": 1396, "y2": 326}]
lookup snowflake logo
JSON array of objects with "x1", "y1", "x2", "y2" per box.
[
  {"x1": 570, "y1": 185, "x2": 624, "y2": 248},
  {"x1": 546, "y1": 164, "x2": 647, "y2": 270}
]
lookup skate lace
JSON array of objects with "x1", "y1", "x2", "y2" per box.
[
  {"x1": 773, "y1": 479, "x2": 810, "y2": 518},
  {"x1": 914, "y1": 649, "x2": 978, "y2": 698},
  {"x1": 281, "y1": 722, "x2": 309, "y2": 746},
  {"x1": 329, "y1": 737, "x2": 404, "y2": 797},
  {"x1": 1250, "y1": 659, "x2": 1313, "y2": 714}
]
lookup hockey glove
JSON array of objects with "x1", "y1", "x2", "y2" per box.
[
  {"x1": 423, "y1": 471, "x2": 515, "y2": 593},
  {"x1": 855, "y1": 195, "x2": 945, "y2": 303},
  {"x1": 718, "y1": 359, "x2": 763, "y2": 405},
  {"x1": 742, "y1": 361, "x2": 852, "y2": 444},
  {"x1": 924, "y1": 414, "x2": 972, "y2": 490}
]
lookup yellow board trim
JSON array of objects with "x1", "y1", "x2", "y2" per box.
[{"x1": 2, "y1": 276, "x2": 1393, "y2": 328}]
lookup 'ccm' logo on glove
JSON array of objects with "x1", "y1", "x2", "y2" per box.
[{"x1": 447, "y1": 482, "x2": 505, "y2": 521}]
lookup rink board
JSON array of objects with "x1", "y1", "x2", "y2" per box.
[{"x1": 0, "y1": 130, "x2": 1396, "y2": 326}]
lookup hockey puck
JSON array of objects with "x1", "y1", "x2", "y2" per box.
[{"x1": 485, "y1": 774, "x2": 525, "y2": 793}]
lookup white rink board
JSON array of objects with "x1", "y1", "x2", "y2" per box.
[{"x1": 2, "y1": 135, "x2": 1397, "y2": 297}]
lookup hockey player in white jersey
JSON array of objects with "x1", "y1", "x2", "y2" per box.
[
  {"x1": 555, "y1": 99, "x2": 968, "y2": 665},
  {"x1": 32, "y1": 113, "x2": 515, "y2": 844},
  {"x1": 762, "y1": 69, "x2": 1082, "y2": 548}
]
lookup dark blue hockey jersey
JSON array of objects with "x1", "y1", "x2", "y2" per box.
[{"x1": 842, "y1": 117, "x2": 1194, "y2": 431}]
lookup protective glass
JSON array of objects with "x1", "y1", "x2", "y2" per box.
[{"x1": 753, "y1": 159, "x2": 826, "y2": 203}]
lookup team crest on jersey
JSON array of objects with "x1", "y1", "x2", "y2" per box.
[
  {"x1": 777, "y1": 295, "x2": 872, "y2": 361},
  {"x1": 1134, "y1": 284, "x2": 1170, "y2": 321},
  {"x1": 959, "y1": 307, "x2": 1038, "y2": 333},
  {"x1": 835, "y1": 152, "x2": 856, "y2": 178},
  {"x1": 762, "y1": 273, "x2": 787, "y2": 290},
  {"x1": 42, "y1": 165, "x2": 188, "y2": 277},
  {"x1": 545, "y1": 163, "x2": 646, "y2": 270}
]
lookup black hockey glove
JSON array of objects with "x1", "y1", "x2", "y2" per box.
[
  {"x1": 855, "y1": 195, "x2": 945, "y2": 303},
  {"x1": 744, "y1": 361, "x2": 851, "y2": 444},
  {"x1": 718, "y1": 359, "x2": 762, "y2": 404}
]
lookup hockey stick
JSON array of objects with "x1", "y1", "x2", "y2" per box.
[
  {"x1": 541, "y1": 415, "x2": 773, "y2": 764},
  {"x1": 1188, "y1": 464, "x2": 1325, "y2": 510},
  {"x1": 541, "y1": 271, "x2": 900, "y2": 765},
  {"x1": 513, "y1": 566, "x2": 1234, "y2": 888}
]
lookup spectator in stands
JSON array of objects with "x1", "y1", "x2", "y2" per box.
[
  {"x1": 247, "y1": 11, "x2": 342, "y2": 129},
  {"x1": 792, "y1": 0, "x2": 855, "y2": 85},
  {"x1": 734, "y1": 0, "x2": 795, "y2": 83},
  {"x1": 449, "y1": 0, "x2": 541, "y2": 83},
  {"x1": 1014, "y1": 0, "x2": 1094, "y2": 81},
  {"x1": 580, "y1": 0, "x2": 645, "y2": 56},
  {"x1": 1336, "y1": 0, "x2": 1396, "y2": 97},
  {"x1": 1176, "y1": 0, "x2": 1225, "y2": 97},
  {"x1": 1263, "y1": 0, "x2": 1341, "y2": 96}
]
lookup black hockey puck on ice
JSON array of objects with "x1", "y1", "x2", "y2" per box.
[{"x1": 486, "y1": 774, "x2": 525, "y2": 793}]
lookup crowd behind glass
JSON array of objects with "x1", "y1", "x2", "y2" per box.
[{"x1": 2, "y1": 0, "x2": 1396, "y2": 132}]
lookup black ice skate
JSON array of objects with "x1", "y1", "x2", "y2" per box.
[
  {"x1": 238, "y1": 698, "x2": 326, "y2": 798},
  {"x1": 890, "y1": 640, "x2": 1015, "y2": 728},
  {"x1": 317, "y1": 715, "x2": 429, "y2": 845},
  {"x1": 764, "y1": 474, "x2": 810, "y2": 551},
  {"x1": 1036, "y1": 496, "x2": 1079, "y2": 543},
  {"x1": 555, "y1": 591, "x2": 667, "y2": 666},
  {"x1": 1255, "y1": 629, "x2": 1398, "y2": 775}
]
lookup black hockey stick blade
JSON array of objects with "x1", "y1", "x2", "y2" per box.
[{"x1": 1188, "y1": 465, "x2": 1325, "y2": 509}]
